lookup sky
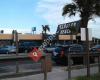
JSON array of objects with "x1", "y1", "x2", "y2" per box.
[{"x1": 0, "y1": 0, "x2": 100, "y2": 38}]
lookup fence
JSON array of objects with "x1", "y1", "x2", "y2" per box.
[
  {"x1": 67, "y1": 52, "x2": 100, "y2": 80},
  {"x1": 0, "y1": 53, "x2": 52, "y2": 79}
]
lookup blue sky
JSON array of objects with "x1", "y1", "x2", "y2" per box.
[{"x1": 0, "y1": 0, "x2": 100, "y2": 38}]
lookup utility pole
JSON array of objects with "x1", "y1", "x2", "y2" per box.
[
  {"x1": 15, "y1": 30, "x2": 19, "y2": 73},
  {"x1": 86, "y1": 28, "x2": 90, "y2": 77}
]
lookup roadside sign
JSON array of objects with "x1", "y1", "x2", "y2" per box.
[
  {"x1": 28, "y1": 48, "x2": 42, "y2": 62},
  {"x1": 81, "y1": 28, "x2": 92, "y2": 41}
]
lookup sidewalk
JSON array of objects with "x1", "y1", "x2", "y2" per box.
[{"x1": 1, "y1": 66, "x2": 98, "y2": 80}]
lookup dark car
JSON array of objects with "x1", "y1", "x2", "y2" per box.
[
  {"x1": 53, "y1": 44, "x2": 94, "y2": 65},
  {"x1": 53, "y1": 44, "x2": 83, "y2": 55},
  {"x1": 44, "y1": 45, "x2": 56, "y2": 53},
  {"x1": 90, "y1": 45, "x2": 100, "y2": 53},
  {"x1": 19, "y1": 42, "x2": 40, "y2": 53},
  {"x1": 68, "y1": 44, "x2": 84, "y2": 53},
  {"x1": 0, "y1": 45, "x2": 16, "y2": 54},
  {"x1": 53, "y1": 44, "x2": 83, "y2": 65}
]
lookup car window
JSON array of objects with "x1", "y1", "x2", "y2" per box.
[{"x1": 69, "y1": 45, "x2": 83, "y2": 52}]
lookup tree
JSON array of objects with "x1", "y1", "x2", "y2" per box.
[
  {"x1": 62, "y1": 0, "x2": 100, "y2": 28},
  {"x1": 42, "y1": 25, "x2": 50, "y2": 44},
  {"x1": 62, "y1": 0, "x2": 100, "y2": 77},
  {"x1": 42, "y1": 25, "x2": 50, "y2": 34}
]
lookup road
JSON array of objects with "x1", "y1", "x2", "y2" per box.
[
  {"x1": 0, "y1": 53, "x2": 99, "y2": 80},
  {"x1": 1, "y1": 66, "x2": 99, "y2": 80},
  {"x1": 0, "y1": 58, "x2": 42, "y2": 75}
]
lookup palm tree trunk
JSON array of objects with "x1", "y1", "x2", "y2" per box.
[{"x1": 80, "y1": 16, "x2": 90, "y2": 77}]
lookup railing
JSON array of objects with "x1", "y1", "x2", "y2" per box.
[
  {"x1": 0, "y1": 53, "x2": 52, "y2": 79},
  {"x1": 65, "y1": 52, "x2": 100, "y2": 80},
  {"x1": 0, "y1": 52, "x2": 100, "y2": 79}
]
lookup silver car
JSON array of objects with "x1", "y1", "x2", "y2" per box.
[{"x1": 0, "y1": 46, "x2": 16, "y2": 54}]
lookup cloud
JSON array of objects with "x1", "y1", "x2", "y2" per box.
[
  {"x1": 36, "y1": 0, "x2": 78, "y2": 25},
  {"x1": 36, "y1": 0, "x2": 80, "y2": 33},
  {"x1": 36, "y1": 0, "x2": 100, "y2": 37}
]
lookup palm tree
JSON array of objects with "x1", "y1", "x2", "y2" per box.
[
  {"x1": 42, "y1": 25, "x2": 50, "y2": 41},
  {"x1": 62, "y1": 0, "x2": 100, "y2": 77},
  {"x1": 62, "y1": 0, "x2": 100, "y2": 28},
  {"x1": 42, "y1": 25, "x2": 50, "y2": 34}
]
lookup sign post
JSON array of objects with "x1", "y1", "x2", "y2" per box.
[
  {"x1": 15, "y1": 30, "x2": 19, "y2": 73},
  {"x1": 42, "y1": 56, "x2": 47, "y2": 80},
  {"x1": 81, "y1": 28, "x2": 92, "y2": 77}
]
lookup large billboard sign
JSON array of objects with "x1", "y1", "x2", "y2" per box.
[{"x1": 56, "y1": 20, "x2": 80, "y2": 35}]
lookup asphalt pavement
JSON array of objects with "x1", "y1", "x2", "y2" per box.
[
  {"x1": 0, "y1": 59, "x2": 41, "y2": 76},
  {"x1": 1, "y1": 66, "x2": 98, "y2": 80}
]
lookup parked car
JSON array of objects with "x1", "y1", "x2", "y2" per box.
[
  {"x1": 68, "y1": 44, "x2": 84, "y2": 53},
  {"x1": 19, "y1": 42, "x2": 40, "y2": 53},
  {"x1": 0, "y1": 45, "x2": 16, "y2": 54},
  {"x1": 53, "y1": 44, "x2": 94, "y2": 65},
  {"x1": 90, "y1": 45, "x2": 100, "y2": 53}
]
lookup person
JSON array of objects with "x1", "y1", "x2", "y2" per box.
[
  {"x1": 52, "y1": 46, "x2": 66, "y2": 65},
  {"x1": 53, "y1": 46, "x2": 61, "y2": 56}
]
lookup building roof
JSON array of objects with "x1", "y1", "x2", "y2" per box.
[{"x1": 0, "y1": 34, "x2": 76, "y2": 40}]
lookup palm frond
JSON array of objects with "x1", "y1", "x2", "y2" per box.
[
  {"x1": 62, "y1": 3, "x2": 77, "y2": 16},
  {"x1": 45, "y1": 25, "x2": 50, "y2": 32}
]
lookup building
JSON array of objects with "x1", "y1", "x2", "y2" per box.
[
  {"x1": 0, "y1": 21, "x2": 81, "y2": 46},
  {"x1": 0, "y1": 33, "x2": 78, "y2": 46}
]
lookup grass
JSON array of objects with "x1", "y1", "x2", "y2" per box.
[{"x1": 72, "y1": 73, "x2": 100, "y2": 80}]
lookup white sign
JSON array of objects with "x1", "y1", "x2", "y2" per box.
[{"x1": 81, "y1": 28, "x2": 92, "y2": 41}]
